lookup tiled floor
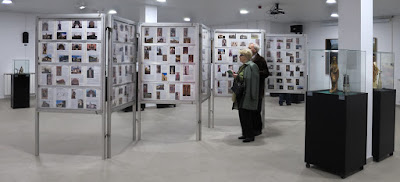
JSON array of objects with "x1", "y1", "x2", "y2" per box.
[{"x1": 0, "y1": 96, "x2": 399, "y2": 182}]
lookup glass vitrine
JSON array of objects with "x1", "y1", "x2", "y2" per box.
[
  {"x1": 308, "y1": 49, "x2": 366, "y2": 95},
  {"x1": 373, "y1": 52, "x2": 394, "y2": 89},
  {"x1": 13, "y1": 59, "x2": 29, "y2": 74}
]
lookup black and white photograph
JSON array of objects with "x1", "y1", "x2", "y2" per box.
[
  {"x1": 170, "y1": 37, "x2": 179, "y2": 43},
  {"x1": 71, "y1": 78, "x2": 80, "y2": 85},
  {"x1": 86, "y1": 89, "x2": 97, "y2": 97},
  {"x1": 156, "y1": 65, "x2": 161, "y2": 73},
  {"x1": 59, "y1": 55, "x2": 69, "y2": 62},
  {"x1": 71, "y1": 66, "x2": 82, "y2": 74},
  {"x1": 170, "y1": 47, "x2": 175, "y2": 54},
  {"x1": 157, "y1": 28, "x2": 163, "y2": 36},
  {"x1": 183, "y1": 28, "x2": 188, "y2": 37},
  {"x1": 72, "y1": 32, "x2": 82, "y2": 39},
  {"x1": 87, "y1": 32, "x2": 97, "y2": 40},
  {"x1": 57, "y1": 43, "x2": 66, "y2": 50},
  {"x1": 89, "y1": 55, "x2": 99, "y2": 63},
  {"x1": 88, "y1": 20, "x2": 97, "y2": 28},
  {"x1": 72, "y1": 44, "x2": 82, "y2": 50},
  {"x1": 145, "y1": 37, "x2": 153, "y2": 43},
  {"x1": 169, "y1": 84, "x2": 175, "y2": 93},
  {"x1": 72, "y1": 20, "x2": 82, "y2": 28},
  {"x1": 87, "y1": 67, "x2": 94, "y2": 78},
  {"x1": 170, "y1": 28, "x2": 176, "y2": 37},
  {"x1": 42, "y1": 21, "x2": 50, "y2": 31},
  {"x1": 145, "y1": 65, "x2": 151, "y2": 74}
]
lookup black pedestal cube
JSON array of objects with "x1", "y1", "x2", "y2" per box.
[{"x1": 305, "y1": 90, "x2": 367, "y2": 179}]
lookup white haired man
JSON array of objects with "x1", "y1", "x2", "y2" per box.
[{"x1": 248, "y1": 43, "x2": 269, "y2": 136}]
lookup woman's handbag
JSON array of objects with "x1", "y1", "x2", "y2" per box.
[{"x1": 231, "y1": 81, "x2": 245, "y2": 101}]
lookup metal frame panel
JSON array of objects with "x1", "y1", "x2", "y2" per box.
[
  {"x1": 36, "y1": 14, "x2": 106, "y2": 114},
  {"x1": 200, "y1": 25, "x2": 212, "y2": 102},
  {"x1": 265, "y1": 34, "x2": 308, "y2": 94},
  {"x1": 212, "y1": 29, "x2": 266, "y2": 97},
  {"x1": 211, "y1": 29, "x2": 266, "y2": 128},
  {"x1": 200, "y1": 25, "x2": 213, "y2": 128},
  {"x1": 137, "y1": 23, "x2": 209, "y2": 141},
  {"x1": 138, "y1": 23, "x2": 200, "y2": 103},
  {"x1": 35, "y1": 13, "x2": 107, "y2": 159},
  {"x1": 106, "y1": 15, "x2": 138, "y2": 158}
]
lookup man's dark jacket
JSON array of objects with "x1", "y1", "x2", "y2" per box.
[{"x1": 252, "y1": 53, "x2": 269, "y2": 98}]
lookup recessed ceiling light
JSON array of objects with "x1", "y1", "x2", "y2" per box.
[
  {"x1": 108, "y1": 9, "x2": 117, "y2": 14},
  {"x1": 240, "y1": 9, "x2": 249, "y2": 14},
  {"x1": 79, "y1": 6, "x2": 86, "y2": 10},
  {"x1": 326, "y1": 0, "x2": 336, "y2": 4},
  {"x1": 2, "y1": 0, "x2": 13, "y2": 4},
  {"x1": 157, "y1": 0, "x2": 166, "y2": 2},
  {"x1": 183, "y1": 17, "x2": 191, "y2": 22},
  {"x1": 331, "y1": 13, "x2": 339, "y2": 18}
]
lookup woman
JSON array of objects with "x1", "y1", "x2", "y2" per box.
[{"x1": 232, "y1": 49, "x2": 260, "y2": 143}]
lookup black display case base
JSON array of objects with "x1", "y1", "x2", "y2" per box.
[
  {"x1": 305, "y1": 163, "x2": 364, "y2": 179},
  {"x1": 305, "y1": 90, "x2": 368, "y2": 179},
  {"x1": 373, "y1": 89, "x2": 396, "y2": 162},
  {"x1": 156, "y1": 104, "x2": 176, "y2": 108},
  {"x1": 269, "y1": 93, "x2": 304, "y2": 103},
  {"x1": 11, "y1": 74, "x2": 30, "y2": 109}
]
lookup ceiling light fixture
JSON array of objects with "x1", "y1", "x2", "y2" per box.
[
  {"x1": 157, "y1": 0, "x2": 166, "y2": 2},
  {"x1": 240, "y1": 9, "x2": 249, "y2": 15},
  {"x1": 79, "y1": 5, "x2": 86, "y2": 10},
  {"x1": 108, "y1": 9, "x2": 117, "y2": 14},
  {"x1": 2, "y1": 0, "x2": 13, "y2": 4},
  {"x1": 326, "y1": 0, "x2": 337, "y2": 4},
  {"x1": 183, "y1": 17, "x2": 191, "y2": 22},
  {"x1": 331, "y1": 13, "x2": 339, "y2": 18}
]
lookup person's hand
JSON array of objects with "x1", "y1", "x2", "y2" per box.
[{"x1": 233, "y1": 73, "x2": 238, "y2": 78}]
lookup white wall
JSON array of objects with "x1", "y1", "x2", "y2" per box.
[
  {"x1": 0, "y1": 12, "x2": 36, "y2": 99},
  {"x1": 393, "y1": 17, "x2": 400, "y2": 105},
  {"x1": 210, "y1": 20, "x2": 292, "y2": 34},
  {"x1": 304, "y1": 20, "x2": 393, "y2": 51},
  {"x1": 304, "y1": 18, "x2": 400, "y2": 104},
  {"x1": 303, "y1": 22, "x2": 338, "y2": 49}
]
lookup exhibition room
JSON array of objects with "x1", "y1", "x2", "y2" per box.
[{"x1": 0, "y1": 0, "x2": 400, "y2": 181}]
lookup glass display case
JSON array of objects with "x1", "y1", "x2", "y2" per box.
[
  {"x1": 13, "y1": 59, "x2": 29, "y2": 74},
  {"x1": 373, "y1": 52, "x2": 394, "y2": 89},
  {"x1": 307, "y1": 49, "x2": 366, "y2": 95}
]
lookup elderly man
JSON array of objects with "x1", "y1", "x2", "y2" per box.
[{"x1": 248, "y1": 43, "x2": 269, "y2": 136}]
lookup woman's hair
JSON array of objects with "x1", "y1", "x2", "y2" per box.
[{"x1": 239, "y1": 49, "x2": 253, "y2": 61}]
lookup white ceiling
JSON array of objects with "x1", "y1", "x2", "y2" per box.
[{"x1": 1, "y1": 0, "x2": 400, "y2": 26}]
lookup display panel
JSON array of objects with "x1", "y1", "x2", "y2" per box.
[
  {"x1": 109, "y1": 17, "x2": 137, "y2": 110},
  {"x1": 308, "y1": 50, "x2": 366, "y2": 94},
  {"x1": 139, "y1": 24, "x2": 200, "y2": 102},
  {"x1": 201, "y1": 26, "x2": 212, "y2": 101},
  {"x1": 37, "y1": 17, "x2": 104, "y2": 112},
  {"x1": 265, "y1": 34, "x2": 307, "y2": 93},
  {"x1": 213, "y1": 29, "x2": 264, "y2": 96}
]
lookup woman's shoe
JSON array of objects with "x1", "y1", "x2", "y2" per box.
[
  {"x1": 243, "y1": 138, "x2": 254, "y2": 143},
  {"x1": 238, "y1": 136, "x2": 246, "y2": 140}
]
